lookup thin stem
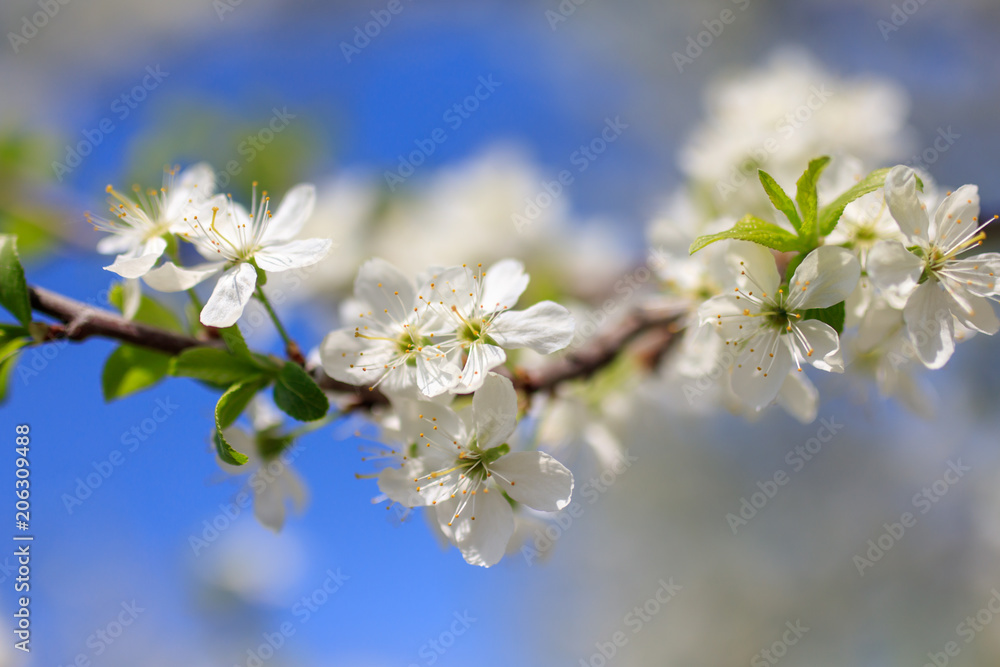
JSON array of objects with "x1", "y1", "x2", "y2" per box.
[{"x1": 255, "y1": 285, "x2": 304, "y2": 364}]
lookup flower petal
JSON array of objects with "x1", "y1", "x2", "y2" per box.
[
  {"x1": 142, "y1": 261, "x2": 225, "y2": 292},
  {"x1": 786, "y1": 246, "x2": 860, "y2": 311},
  {"x1": 200, "y1": 262, "x2": 258, "y2": 328},
  {"x1": 96, "y1": 233, "x2": 138, "y2": 255},
  {"x1": 793, "y1": 319, "x2": 843, "y2": 372},
  {"x1": 455, "y1": 343, "x2": 506, "y2": 393},
  {"x1": 776, "y1": 371, "x2": 818, "y2": 424},
  {"x1": 730, "y1": 240, "x2": 780, "y2": 297},
  {"x1": 164, "y1": 162, "x2": 216, "y2": 220},
  {"x1": 489, "y1": 451, "x2": 574, "y2": 511},
  {"x1": 954, "y1": 293, "x2": 999, "y2": 335},
  {"x1": 254, "y1": 238, "x2": 332, "y2": 272},
  {"x1": 318, "y1": 327, "x2": 402, "y2": 388},
  {"x1": 254, "y1": 476, "x2": 289, "y2": 532},
  {"x1": 489, "y1": 302, "x2": 575, "y2": 354},
  {"x1": 103, "y1": 237, "x2": 167, "y2": 279},
  {"x1": 262, "y1": 183, "x2": 316, "y2": 244},
  {"x1": 884, "y1": 165, "x2": 931, "y2": 246},
  {"x1": 354, "y1": 258, "x2": 416, "y2": 327},
  {"x1": 730, "y1": 331, "x2": 792, "y2": 411},
  {"x1": 378, "y1": 465, "x2": 428, "y2": 508},
  {"x1": 480, "y1": 259, "x2": 529, "y2": 312},
  {"x1": 400, "y1": 399, "x2": 465, "y2": 454},
  {"x1": 415, "y1": 350, "x2": 461, "y2": 397},
  {"x1": 472, "y1": 373, "x2": 518, "y2": 450},
  {"x1": 933, "y1": 184, "x2": 979, "y2": 254},
  {"x1": 903, "y1": 281, "x2": 956, "y2": 369},
  {"x1": 437, "y1": 490, "x2": 514, "y2": 567},
  {"x1": 866, "y1": 240, "x2": 923, "y2": 309},
  {"x1": 121, "y1": 278, "x2": 142, "y2": 320}
]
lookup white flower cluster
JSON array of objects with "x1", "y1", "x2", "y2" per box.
[
  {"x1": 80, "y1": 49, "x2": 998, "y2": 568},
  {"x1": 651, "y1": 163, "x2": 998, "y2": 423},
  {"x1": 90, "y1": 165, "x2": 332, "y2": 327},
  {"x1": 318, "y1": 259, "x2": 578, "y2": 566}
]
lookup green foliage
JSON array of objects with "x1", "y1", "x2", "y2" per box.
[
  {"x1": 757, "y1": 171, "x2": 802, "y2": 233},
  {"x1": 802, "y1": 301, "x2": 847, "y2": 335},
  {"x1": 109, "y1": 284, "x2": 184, "y2": 332},
  {"x1": 795, "y1": 156, "x2": 831, "y2": 245},
  {"x1": 169, "y1": 347, "x2": 269, "y2": 387},
  {"x1": 689, "y1": 214, "x2": 803, "y2": 254},
  {"x1": 817, "y1": 167, "x2": 891, "y2": 237},
  {"x1": 214, "y1": 376, "x2": 271, "y2": 465},
  {"x1": 219, "y1": 324, "x2": 253, "y2": 361},
  {"x1": 0, "y1": 235, "x2": 32, "y2": 328},
  {"x1": 101, "y1": 345, "x2": 172, "y2": 401},
  {"x1": 0, "y1": 335, "x2": 30, "y2": 404},
  {"x1": 273, "y1": 362, "x2": 329, "y2": 421}
]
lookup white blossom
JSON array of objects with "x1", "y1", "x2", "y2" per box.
[
  {"x1": 699, "y1": 243, "x2": 860, "y2": 412},
  {"x1": 377, "y1": 373, "x2": 574, "y2": 567},
  {"x1": 867, "y1": 165, "x2": 1000, "y2": 368},
  {"x1": 143, "y1": 182, "x2": 332, "y2": 327}
]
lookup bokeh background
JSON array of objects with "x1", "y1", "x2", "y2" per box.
[{"x1": 2, "y1": 0, "x2": 1000, "y2": 665}]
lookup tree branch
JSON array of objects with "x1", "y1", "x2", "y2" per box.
[{"x1": 26, "y1": 284, "x2": 684, "y2": 411}]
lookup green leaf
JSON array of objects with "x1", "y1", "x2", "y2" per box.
[
  {"x1": 170, "y1": 347, "x2": 268, "y2": 387},
  {"x1": 0, "y1": 324, "x2": 29, "y2": 346},
  {"x1": 214, "y1": 376, "x2": 271, "y2": 465},
  {"x1": 0, "y1": 235, "x2": 32, "y2": 328},
  {"x1": 273, "y1": 362, "x2": 329, "y2": 421},
  {"x1": 817, "y1": 167, "x2": 891, "y2": 237},
  {"x1": 0, "y1": 337, "x2": 29, "y2": 404},
  {"x1": 795, "y1": 156, "x2": 831, "y2": 244},
  {"x1": 214, "y1": 430, "x2": 249, "y2": 467},
  {"x1": 216, "y1": 376, "x2": 269, "y2": 430},
  {"x1": 784, "y1": 253, "x2": 806, "y2": 282},
  {"x1": 257, "y1": 431, "x2": 295, "y2": 460},
  {"x1": 109, "y1": 284, "x2": 183, "y2": 333},
  {"x1": 758, "y1": 170, "x2": 802, "y2": 233},
  {"x1": 802, "y1": 301, "x2": 846, "y2": 336},
  {"x1": 219, "y1": 325, "x2": 253, "y2": 361},
  {"x1": 101, "y1": 344, "x2": 172, "y2": 401},
  {"x1": 690, "y1": 215, "x2": 804, "y2": 254}
]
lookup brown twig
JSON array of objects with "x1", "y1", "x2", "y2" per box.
[{"x1": 26, "y1": 284, "x2": 684, "y2": 411}]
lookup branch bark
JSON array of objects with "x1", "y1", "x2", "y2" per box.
[{"x1": 27, "y1": 284, "x2": 683, "y2": 411}]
